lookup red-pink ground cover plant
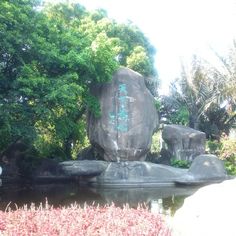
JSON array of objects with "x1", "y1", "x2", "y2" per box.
[{"x1": 0, "y1": 201, "x2": 171, "y2": 236}]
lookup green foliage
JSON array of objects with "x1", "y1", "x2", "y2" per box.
[
  {"x1": 200, "y1": 103, "x2": 236, "y2": 139},
  {"x1": 170, "y1": 159, "x2": 191, "y2": 169},
  {"x1": 212, "y1": 40, "x2": 236, "y2": 103},
  {"x1": 224, "y1": 156, "x2": 236, "y2": 176},
  {"x1": 107, "y1": 21, "x2": 157, "y2": 76},
  {"x1": 170, "y1": 105, "x2": 189, "y2": 125},
  {"x1": 161, "y1": 52, "x2": 236, "y2": 135},
  {"x1": 218, "y1": 135, "x2": 236, "y2": 175},
  {"x1": 85, "y1": 94, "x2": 101, "y2": 118},
  {"x1": 161, "y1": 56, "x2": 220, "y2": 129},
  {"x1": 207, "y1": 135, "x2": 236, "y2": 175},
  {"x1": 219, "y1": 135, "x2": 236, "y2": 160},
  {"x1": 0, "y1": 1, "x2": 157, "y2": 161},
  {"x1": 154, "y1": 99, "x2": 161, "y2": 111},
  {"x1": 160, "y1": 96, "x2": 189, "y2": 125},
  {"x1": 206, "y1": 140, "x2": 222, "y2": 155},
  {"x1": 223, "y1": 157, "x2": 236, "y2": 176},
  {"x1": 126, "y1": 46, "x2": 153, "y2": 76},
  {"x1": 150, "y1": 131, "x2": 161, "y2": 154}
]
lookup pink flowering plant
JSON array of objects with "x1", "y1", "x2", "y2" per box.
[
  {"x1": 207, "y1": 134, "x2": 236, "y2": 175},
  {"x1": 0, "y1": 202, "x2": 171, "y2": 236},
  {"x1": 219, "y1": 135, "x2": 236, "y2": 175}
]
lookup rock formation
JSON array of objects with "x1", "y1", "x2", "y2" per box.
[
  {"x1": 87, "y1": 67, "x2": 159, "y2": 161},
  {"x1": 175, "y1": 154, "x2": 228, "y2": 185},
  {"x1": 162, "y1": 124, "x2": 206, "y2": 161}
]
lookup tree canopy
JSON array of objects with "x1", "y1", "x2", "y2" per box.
[
  {"x1": 161, "y1": 55, "x2": 236, "y2": 139},
  {"x1": 0, "y1": 0, "x2": 157, "y2": 159}
]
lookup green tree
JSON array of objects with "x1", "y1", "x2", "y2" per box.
[
  {"x1": 107, "y1": 21, "x2": 157, "y2": 76},
  {"x1": 165, "y1": 56, "x2": 220, "y2": 129},
  {"x1": 0, "y1": 1, "x2": 119, "y2": 159},
  {"x1": 0, "y1": 1, "x2": 157, "y2": 160},
  {"x1": 212, "y1": 40, "x2": 236, "y2": 102},
  {"x1": 199, "y1": 103, "x2": 236, "y2": 139},
  {"x1": 126, "y1": 45, "x2": 153, "y2": 76}
]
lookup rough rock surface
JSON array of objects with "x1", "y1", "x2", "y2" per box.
[
  {"x1": 175, "y1": 154, "x2": 228, "y2": 185},
  {"x1": 88, "y1": 161, "x2": 187, "y2": 186},
  {"x1": 172, "y1": 179, "x2": 236, "y2": 236},
  {"x1": 87, "y1": 67, "x2": 159, "y2": 161},
  {"x1": 162, "y1": 124, "x2": 206, "y2": 161},
  {"x1": 59, "y1": 155, "x2": 228, "y2": 187},
  {"x1": 188, "y1": 154, "x2": 227, "y2": 179},
  {"x1": 59, "y1": 160, "x2": 109, "y2": 176}
]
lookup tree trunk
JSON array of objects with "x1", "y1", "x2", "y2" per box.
[
  {"x1": 64, "y1": 137, "x2": 72, "y2": 159},
  {"x1": 189, "y1": 114, "x2": 199, "y2": 130}
]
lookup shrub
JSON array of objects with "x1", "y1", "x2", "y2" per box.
[
  {"x1": 218, "y1": 135, "x2": 236, "y2": 175},
  {"x1": 206, "y1": 140, "x2": 222, "y2": 155},
  {"x1": 170, "y1": 159, "x2": 191, "y2": 169},
  {"x1": 150, "y1": 131, "x2": 162, "y2": 154},
  {"x1": 0, "y1": 202, "x2": 171, "y2": 236}
]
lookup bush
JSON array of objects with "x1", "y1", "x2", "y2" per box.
[
  {"x1": 170, "y1": 159, "x2": 191, "y2": 169},
  {"x1": 0, "y1": 203, "x2": 171, "y2": 236},
  {"x1": 207, "y1": 135, "x2": 236, "y2": 175},
  {"x1": 206, "y1": 140, "x2": 222, "y2": 155},
  {"x1": 150, "y1": 131, "x2": 162, "y2": 154},
  {"x1": 218, "y1": 135, "x2": 236, "y2": 175}
]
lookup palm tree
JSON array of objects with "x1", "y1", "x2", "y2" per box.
[{"x1": 169, "y1": 56, "x2": 220, "y2": 130}]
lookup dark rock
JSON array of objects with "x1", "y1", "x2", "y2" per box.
[
  {"x1": 189, "y1": 154, "x2": 227, "y2": 179},
  {"x1": 77, "y1": 146, "x2": 103, "y2": 160},
  {"x1": 87, "y1": 67, "x2": 159, "y2": 161},
  {"x1": 162, "y1": 125, "x2": 206, "y2": 162},
  {"x1": 88, "y1": 161, "x2": 187, "y2": 187},
  {"x1": 146, "y1": 149, "x2": 172, "y2": 165},
  {"x1": 33, "y1": 158, "x2": 64, "y2": 177},
  {"x1": 0, "y1": 140, "x2": 28, "y2": 181},
  {"x1": 59, "y1": 160, "x2": 109, "y2": 176},
  {"x1": 30, "y1": 158, "x2": 74, "y2": 183},
  {"x1": 175, "y1": 154, "x2": 228, "y2": 185},
  {"x1": 157, "y1": 149, "x2": 172, "y2": 165},
  {"x1": 58, "y1": 155, "x2": 228, "y2": 187}
]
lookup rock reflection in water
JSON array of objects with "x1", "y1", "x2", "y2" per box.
[{"x1": 0, "y1": 183, "x2": 198, "y2": 214}]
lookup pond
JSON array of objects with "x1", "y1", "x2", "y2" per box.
[{"x1": 0, "y1": 182, "x2": 199, "y2": 216}]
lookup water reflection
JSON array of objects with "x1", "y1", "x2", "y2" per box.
[
  {"x1": 0, "y1": 183, "x2": 198, "y2": 215},
  {"x1": 149, "y1": 196, "x2": 186, "y2": 216}
]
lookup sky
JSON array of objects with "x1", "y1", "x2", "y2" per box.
[{"x1": 44, "y1": 0, "x2": 236, "y2": 93}]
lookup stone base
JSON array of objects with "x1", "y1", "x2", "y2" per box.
[
  {"x1": 87, "y1": 162, "x2": 187, "y2": 187},
  {"x1": 59, "y1": 154, "x2": 228, "y2": 187}
]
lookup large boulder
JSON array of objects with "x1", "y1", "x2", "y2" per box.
[
  {"x1": 175, "y1": 154, "x2": 228, "y2": 185},
  {"x1": 87, "y1": 161, "x2": 187, "y2": 187},
  {"x1": 188, "y1": 154, "x2": 227, "y2": 179},
  {"x1": 59, "y1": 160, "x2": 187, "y2": 187},
  {"x1": 172, "y1": 179, "x2": 236, "y2": 236},
  {"x1": 162, "y1": 125, "x2": 206, "y2": 161},
  {"x1": 87, "y1": 67, "x2": 159, "y2": 161}
]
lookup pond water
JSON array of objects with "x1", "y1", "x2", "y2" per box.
[{"x1": 0, "y1": 182, "x2": 199, "y2": 216}]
